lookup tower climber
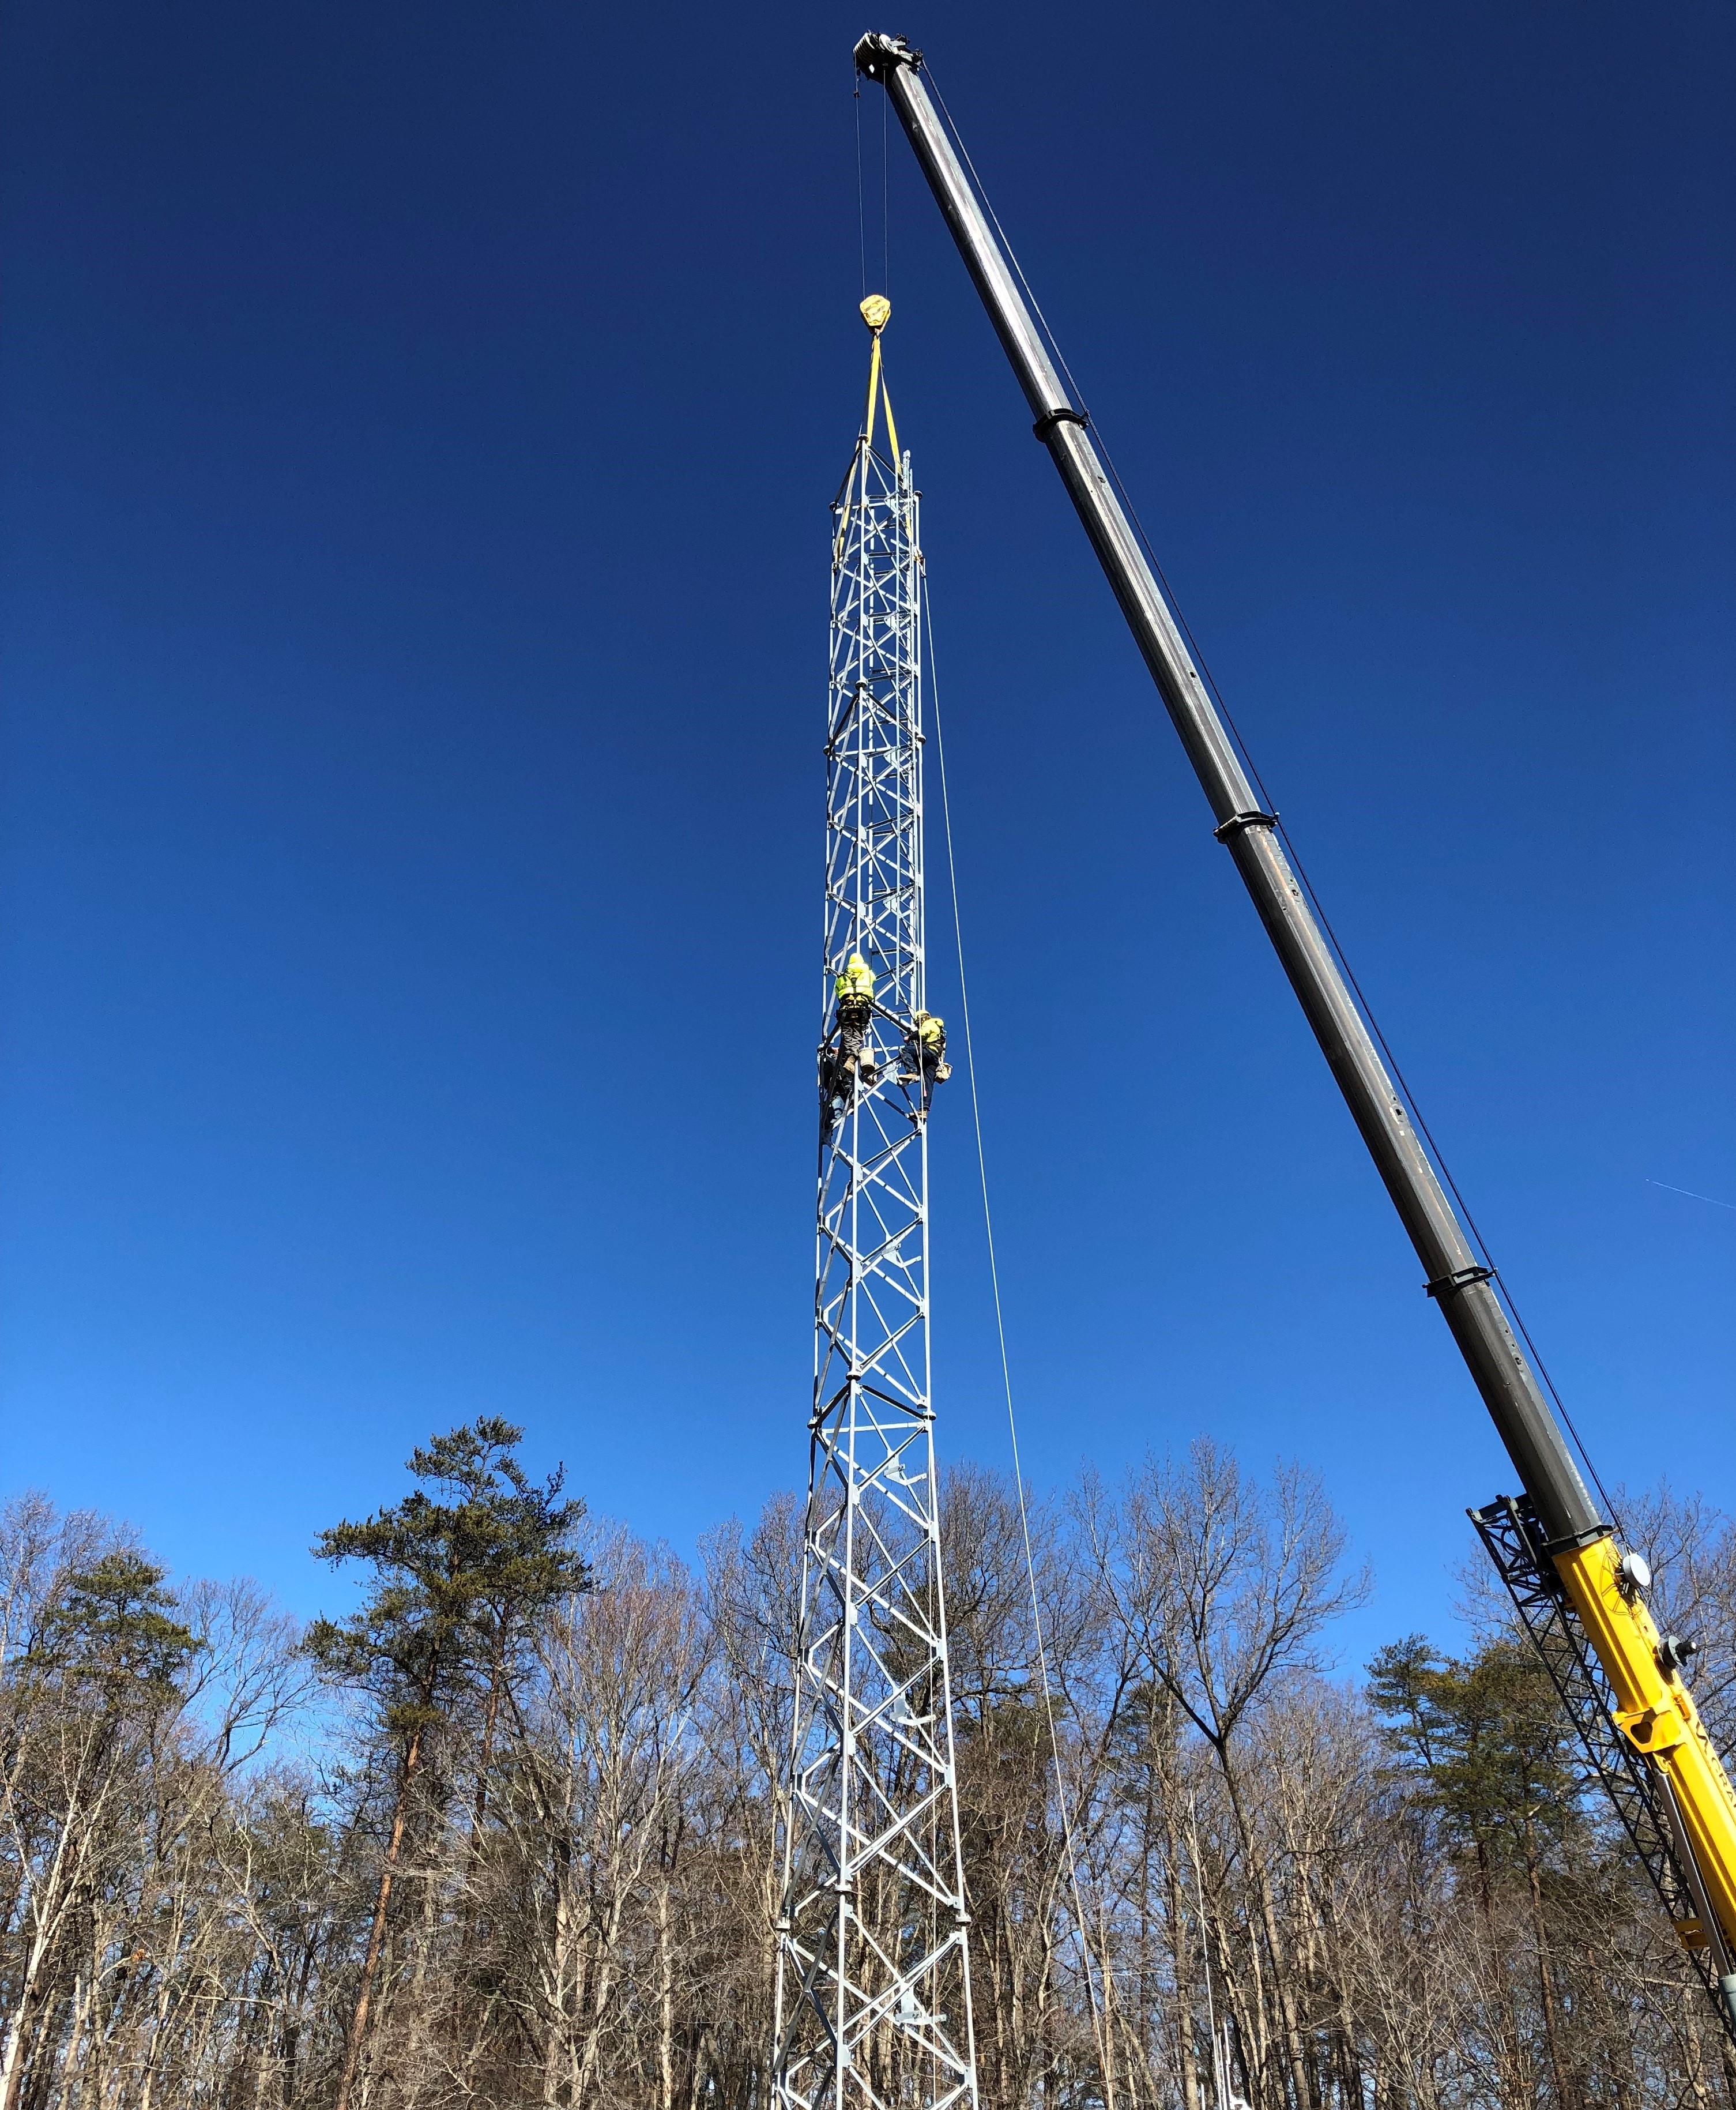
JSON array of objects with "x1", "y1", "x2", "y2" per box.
[{"x1": 772, "y1": 298, "x2": 980, "y2": 2110}]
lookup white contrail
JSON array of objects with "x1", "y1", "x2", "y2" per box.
[{"x1": 1647, "y1": 1178, "x2": 1736, "y2": 1214}]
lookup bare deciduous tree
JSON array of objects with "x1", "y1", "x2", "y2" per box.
[{"x1": 3, "y1": 1441, "x2": 1733, "y2": 2109}]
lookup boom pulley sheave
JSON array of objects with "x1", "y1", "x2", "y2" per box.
[{"x1": 853, "y1": 27, "x2": 1736, "y2": 2034}]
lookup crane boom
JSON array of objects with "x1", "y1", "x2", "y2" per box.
[{"x1": 853, "y1": 29, "x2": 1736, "y2": 2028}]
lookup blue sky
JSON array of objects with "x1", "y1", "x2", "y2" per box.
[{"x1": 2, "y1": 0, "x2": 1730, "y2": 1670}]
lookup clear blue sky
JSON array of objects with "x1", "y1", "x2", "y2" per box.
[{"x1": 2, "y1": 0, "x2": 1730, "y2": 1668}]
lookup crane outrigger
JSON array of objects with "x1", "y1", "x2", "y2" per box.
[{"x1": 852, "y1": 29, "x2": 1736, "y2": 2036}]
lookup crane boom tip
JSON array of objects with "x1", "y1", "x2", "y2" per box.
[{"x1": 854, "y1": 32, "x2": 918, "y2": 77}]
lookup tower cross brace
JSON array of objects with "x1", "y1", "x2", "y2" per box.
[{"x1": 772, "y1": 311, "x2": 981, "y2": 2110}]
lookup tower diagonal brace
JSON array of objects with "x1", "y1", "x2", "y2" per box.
[{"x1": 773, "y1": 371, "x2": 981, "y2": 2110}]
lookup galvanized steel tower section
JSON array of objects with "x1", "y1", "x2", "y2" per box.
[{"x1": 772, "y1": 306, "x2": 980, "y2": 2110}]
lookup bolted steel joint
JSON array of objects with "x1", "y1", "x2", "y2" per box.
[{"x1": 1659, "y1": 1633, "x2": 1700, "y2": 1676}]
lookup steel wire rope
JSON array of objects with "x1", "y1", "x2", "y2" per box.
[
  {"x1": 854, "y1": 77, "x2": 867, "y2": 300},
  {"x1": 921, "y1": 69, "x2": 1090, "y2": 416},
  {"x1": 1089, "y1": 438, "x2": 1626, "y2": 1539},
  {"x1": 911, "y1": 455, "x2": 943, "y2": 2110},
  {"x1": 918, "y1": 62, "x2": 1622, "y2": 1541},
  {"x1": 883, "y1": 87, "x2": 891, "y2": 298},
  {"x1": 922, "y1": 571, "x2": 1119, "y2": 2108}
]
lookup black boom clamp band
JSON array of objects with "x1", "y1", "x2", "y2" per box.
[
  {"x1": 1213, "y1": 809, "x2": 1281, "y2": 841},
  {"x1": 1033, "y1": 407, "x2": 1089, "y2": 441},
  {"x1": 1425, "y1": 1263, "x2": 1496, "y2": 1302}
]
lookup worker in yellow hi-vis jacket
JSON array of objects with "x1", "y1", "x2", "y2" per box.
[
  {"x1": 902, "y1": 1010, "x2": 951, "y2": 1116},
  {"x1": 820, "y1": 953, "x2": 879, "y2": 1132}
]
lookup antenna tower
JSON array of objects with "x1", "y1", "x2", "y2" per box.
[{"x1": 772, "y1": 299, "x2": 980, "y2": 2110}]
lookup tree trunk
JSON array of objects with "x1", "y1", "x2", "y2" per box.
[
  {"x1": 1163, "y1": 1838, "x2": 1202, "y2": 2110},
  {"x1": 1524, "y1": 1826, "x2": 1573, "y2": 2110},
  {"x1": 1220, "y1": 1757, "x2": 1312, "y2": 2110},
  {"x1": 657, "y1": 1871, "x2": 675, "y2": 2110},
  {"x1": 543, "y1": 1834, "x2": 576, "y2": 2109},
  {"x1": 1, "y1": 1900, "x2": 67, "y2": 2110},
  {"x1": 334, "y1": 1724, "x2": 424, "y2": 2110}
]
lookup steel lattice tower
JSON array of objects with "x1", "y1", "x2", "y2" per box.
[{"x1": 772, "y1": 303, "x2": 980, "y2": 2110}]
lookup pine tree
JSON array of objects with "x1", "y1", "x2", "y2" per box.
[
  {"x1": 1368, "y1": 1634, "x2": 1581, "y2": 1876},
  {"x1": 304, "y1": 1416, "x2": 588, "y2": 2110},
  {"x1": 1369, "y1": 1632, "x2": 1587, "y2": 2103},
  {"x1": 1, "y1": 1552, "x2": 199, "y2": 2110},
  {"x1": 24, "y1": 1551, "x2": 199, "y2": 1706}
]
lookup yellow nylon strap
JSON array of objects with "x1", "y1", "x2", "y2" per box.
[
  {"x1": 858, "y1": 296, "x2": 900, "y2": 471},
  {"x1": 864, "y1": 334, "x2": 883, "y2": 454}
]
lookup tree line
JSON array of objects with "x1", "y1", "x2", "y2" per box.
[{"x1": 3, "y1": 1419, "x2": 1734, "y2": 2108}]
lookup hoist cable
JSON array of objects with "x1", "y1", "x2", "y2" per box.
[
  {"x1": 1090, "y1": 428, "x2": 1623, "y2": 1539},
  {"x1": 924, "y1": 573, "x2": 1118, "y2": 2105},
  {"x1": 922, "y1": 68, "x2": 1089, "y2": 418},
  {"x1": 919, "y1": 63, "x2": 1621, "y2": 1541},
  {"x1": 853, "y1": 78, "x2": 867, "y2": 300},
  {"x1": 882, "y1": 88, "x2": 891, "y2": 297}
]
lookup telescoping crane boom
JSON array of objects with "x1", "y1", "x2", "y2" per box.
[{"x1": 853, "y1": 29, "x2": 1736, "y2": 2035}]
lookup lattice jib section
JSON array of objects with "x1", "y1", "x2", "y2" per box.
[{"x1": 1472, "y1": 1496, "x2": 1736, "y2": 2044}]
